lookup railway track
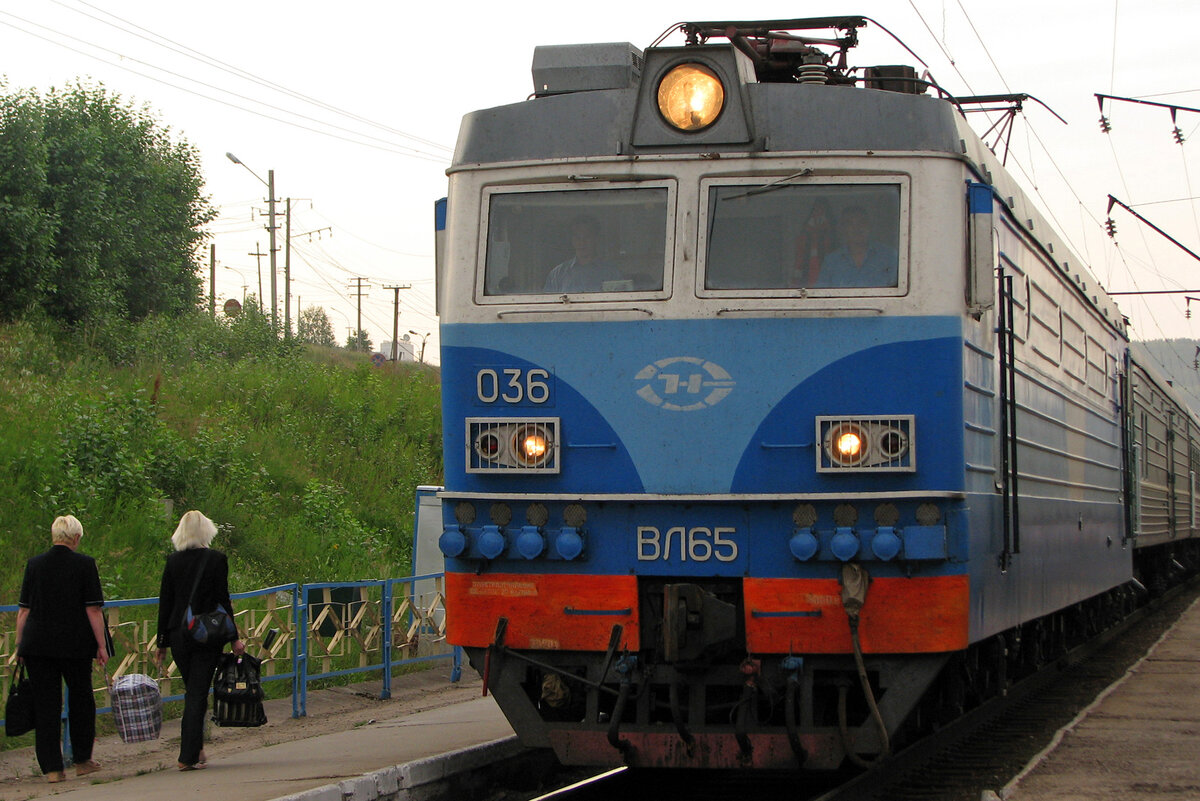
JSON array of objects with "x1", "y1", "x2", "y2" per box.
[
  {"x1": 494, "y1": 578, "x2": 1200, "y2": 801},
  {"x1": 815, "y1": 577, "x2": 1200, "y2": 801}
]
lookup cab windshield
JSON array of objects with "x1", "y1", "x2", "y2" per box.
[
  {"x1": 704, "y1": 183, "x2": 902, "y2": 290},
  {"x1": 483, "y1": 187, "x2": 669, "y2": 296}
]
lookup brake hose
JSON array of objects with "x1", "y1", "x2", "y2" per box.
[{"x1": 838, "y1": 563, "x2": 891, "y2": 769}]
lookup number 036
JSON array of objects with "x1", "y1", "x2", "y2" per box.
[{"x1": 476, "y1": 368, "x2": 551, "y2": 404}]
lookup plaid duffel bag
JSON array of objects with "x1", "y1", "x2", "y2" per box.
[{"x1": 110, "y1": 673, "x2": 162, "y2": 743}]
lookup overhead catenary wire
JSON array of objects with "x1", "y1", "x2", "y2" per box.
[
  {"x1": 1094, "y1": 2, "x2": 1200, "y2": 350},
  {"x1": 287, "y1": 239, "x2": 438, "y2": 335},
  {"x1": 307, "y1": 208, "x2": 434, "y2": 260},
  {"x1": 911, "y1": 1, "x2": 1200, "y2": 394}
]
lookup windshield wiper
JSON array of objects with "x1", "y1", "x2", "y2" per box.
[{"x1": 721, "y1": 168, "x2": 814, "y2": 201}]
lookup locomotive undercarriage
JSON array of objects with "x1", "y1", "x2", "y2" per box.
[
  {"x1": 467, "y1": 642, "x2": 947, "y2": 770},
  {"x1": 466, "y1": 540, "x2": 1200, "y2": 770}
]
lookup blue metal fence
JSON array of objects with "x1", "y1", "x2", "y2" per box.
[{"x1": 1, "y1": 573, "x2": 462, "y2": 739}]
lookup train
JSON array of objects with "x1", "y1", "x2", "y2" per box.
[{"x1": 431, "y1": 17, "x2": 1200, "y2": 771}]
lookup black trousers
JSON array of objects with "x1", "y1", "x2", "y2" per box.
[
  {"x1": 24, "y1": 655, "x2": 95, "y2": 774},
  {"x1": 169, "y1": 635, "x2": 222, "y2": 766}
]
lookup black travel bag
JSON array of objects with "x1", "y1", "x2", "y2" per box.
[{"x1": 211, "y1": 652, "x2": 267, "y2": 727}]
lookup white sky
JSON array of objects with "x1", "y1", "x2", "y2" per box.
[{"x1": 2, "y1": 1, "x2": 1200, "y2": 376}]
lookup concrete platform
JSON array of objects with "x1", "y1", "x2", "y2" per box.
[
  {"x1": 1002, "y1": 597, "x2": 1200, "y2": 800},
  {"x1": 0, "y1": 663, "x2": 521, "y2": 801}
]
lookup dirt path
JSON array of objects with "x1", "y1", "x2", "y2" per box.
[{"x1": 0, "y1": 664, "x2": 481, "y2": 799}]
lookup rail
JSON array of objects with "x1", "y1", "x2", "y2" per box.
[{"x1": 0, "y1": 573, "x2": 462, "y2": 734}]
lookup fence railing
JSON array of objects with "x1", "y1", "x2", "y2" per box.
[{"x1": 1, "y1": 572, "x2": 462, "y2": 732}]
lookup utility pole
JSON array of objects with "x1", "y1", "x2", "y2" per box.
[
  {"x1": 284, "y1": 198, "x2": 291, "y2": 338},
  {"x1": 349, "y1": 277, "x2": 371, "y2": 351},
  {"x1": 267, "y1": 170, "x2": 278, "y2": 330},
  {"x1": 209, "y1": 244, "x2": 216, "y2": 318},
  {"x1": 225, "y1": 154, "x2": 280, "y2": 329},
  {"x1": 249, "y1": 242, "x2": 268, "y2": 304},
  {"x1": 384, "y1": 284, "x2": 413, "y2": 360}
]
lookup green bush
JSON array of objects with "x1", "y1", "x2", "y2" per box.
[{"x1": 0, "y1": 313, "x2": 442, "y2": 602}]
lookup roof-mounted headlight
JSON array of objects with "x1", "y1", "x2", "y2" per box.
[{"x1": 657, "y1": 62, "x2": 724, "y2": 131}]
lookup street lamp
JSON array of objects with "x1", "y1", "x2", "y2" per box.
[
  {"x1": 224, "y1": 265, "x2": 251, "y2": 303},
  {"x1": 226, "y1": 152, "x2": 278, "y2": 331},
  {"x1": 408, "y1": 330, "x2": 431, "y2": 364},
  {"x1": 327, "y1": 307, "x2": 357, "y2": 349}
]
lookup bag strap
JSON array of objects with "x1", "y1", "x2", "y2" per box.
[{"x1": 185, "y1": 549, "x2": 212, "y2": 610}]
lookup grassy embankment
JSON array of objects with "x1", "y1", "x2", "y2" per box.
[{"x1": 0, "y1": 312, "x2": 443, "y2": 604}]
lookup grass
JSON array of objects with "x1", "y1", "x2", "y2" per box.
[
  {"x1": 0, "y1": 311, "x2": 443, "y2": 602},
  {"x1": 1, "y1": 310, "x2": 447, "y2": 753}
]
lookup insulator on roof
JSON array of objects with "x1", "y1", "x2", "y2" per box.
[{"x1": 797, "y1": 62, "x2": 829, "y2": 84}]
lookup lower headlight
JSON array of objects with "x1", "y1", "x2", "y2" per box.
[
  {"x1": 816, "y1": 415, "x2": 916, "y2": 473},
  {"x1": 827, "y1": 423, "x2": 869, "y2": 467},
  {"x1": 514, "y1": 425, "x2": 551, "y2": 466},
  {"x1": 467, "y1": 418, "x2": 560, "y2": 474}
]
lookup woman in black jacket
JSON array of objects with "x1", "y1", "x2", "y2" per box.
[
  {"x1": 16, "y1": 515, "x2": 109, "y2": 783},
  {"x1": 154, "y1": 510, "x2": 244, "y2": 771}
]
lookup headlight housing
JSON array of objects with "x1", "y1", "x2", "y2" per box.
[
  {"x1": 468, "y1": 418, "x2": 560, "y2": 474},
  {"x1": 657, "y1": 62, "x2": 725, "y2": 131},
  {"x1": 817, "y1": 415, "x2": 915, "y2": 472}
]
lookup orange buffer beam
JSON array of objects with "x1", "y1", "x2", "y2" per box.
[
  {"x1": 447, "y1": 573, "x2": 640, "y2": 651},
  {"x1": 743, "y1": 575, "x2": 969, "y2": 654}
]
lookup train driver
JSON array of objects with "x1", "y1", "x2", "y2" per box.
[
  {"x1": 543, "y1": 217, "x2": 622, "y2": 293},
  {"x1": 817, "y1": 205, "x2": 899, "y2": 287}
]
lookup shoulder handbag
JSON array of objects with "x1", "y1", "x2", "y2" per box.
[
  {"x1": 182, "y1": 550, "x2": 237, "y2": 646},
  {"x1": 5, "y1": 663, "x2": 35, "y2": 737}
]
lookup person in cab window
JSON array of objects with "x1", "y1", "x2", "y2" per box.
[
  {"x1": 543, "y1": 217, "x2": 621, "y2": 293},
  {"x1": 818, "y1": 205, "x2": 898, "y2": 287},
  {"x1": 791, "y1": 199, "x2": 835, "y2": 287}
]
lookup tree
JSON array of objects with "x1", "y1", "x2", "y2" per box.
[
  {"x1": 0, "y1": 86, "x2": 55, "y2": 317},
  {"x1": 297, "y1": 306, "x2": 336, "y2": 347},
  {"x1": 0, "y1": 81, "x2": 217, "y2": 326},
  {"x1": 345, "y1": 328, "x2": 373, "y2": 353}
]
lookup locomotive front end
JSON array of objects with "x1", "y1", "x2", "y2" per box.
[{"x1": 436, "y1": 18, "x2": 996, "y2": 771}]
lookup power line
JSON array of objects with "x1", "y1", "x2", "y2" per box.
[
  {"x1": 953, "y1": 0, "x2": 1011, "y2": 95},
  {"x1": 0, "y1": 12, "x2": 450, "y2": 161},
  {"x1": 307, "y1": 208, "x2": 434, "y2": 259},
  {"x1": 55, "y1": 0, "x2": 453, "y2": 155}
]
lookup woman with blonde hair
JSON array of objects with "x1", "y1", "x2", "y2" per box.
[
  {"x1": 155, "y1": 511, "x2": 244, "y2": 770},
  {"x1": 16, "y1": 514, "x2": 109, "y2": 782}
]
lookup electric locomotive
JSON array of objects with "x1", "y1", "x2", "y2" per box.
[{"x1": 433, "y1": 17, "x2": 1199, "y2": 770}]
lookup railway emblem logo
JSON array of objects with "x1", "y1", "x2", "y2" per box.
[{"x1": 634, "y1": 357, "x2": 735, "y2": 411}]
